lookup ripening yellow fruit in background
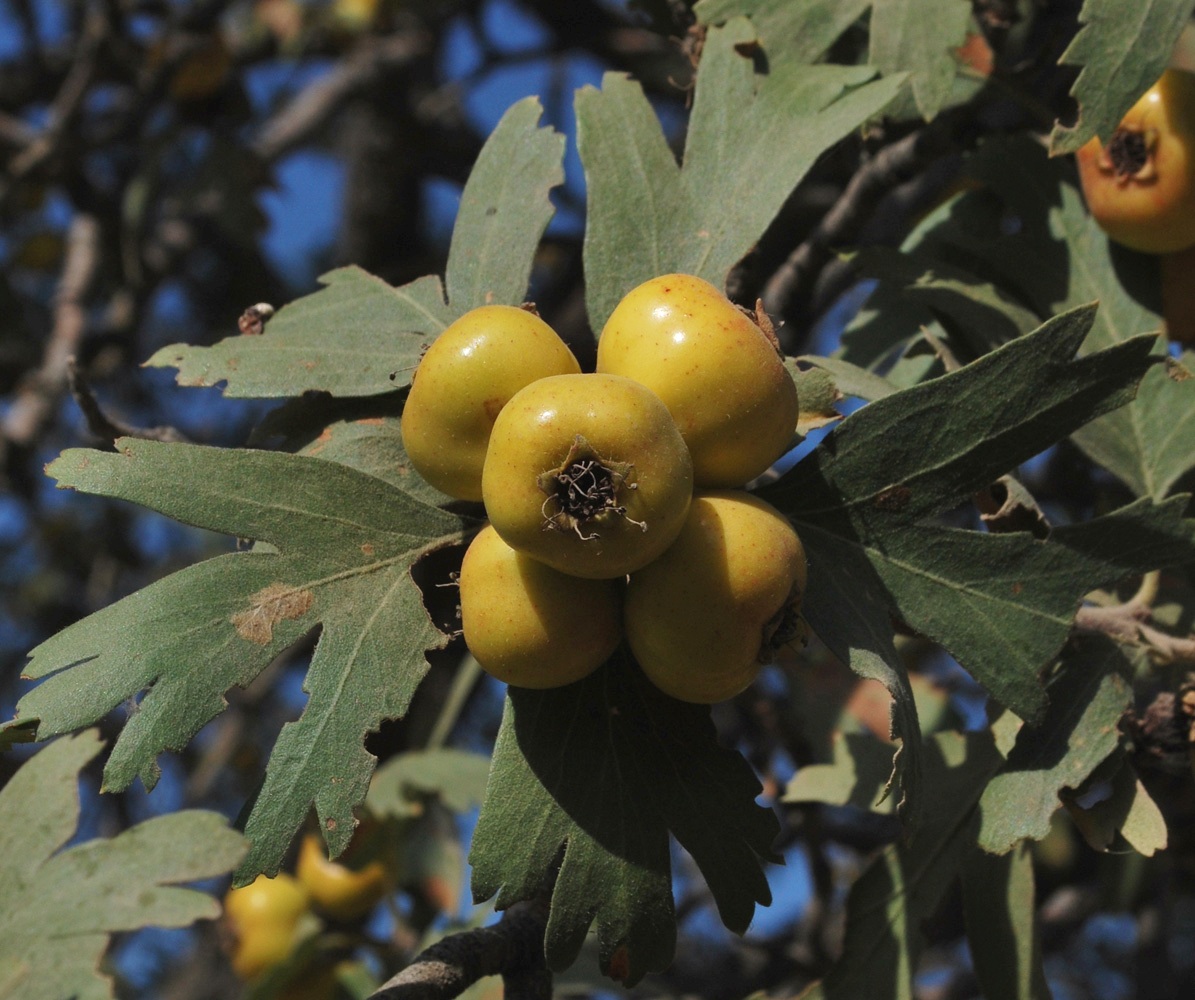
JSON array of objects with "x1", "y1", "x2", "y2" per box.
[
  {"x1": 295, "y1": 832, "x2": 390, "y2": 921},
  {"x1": 459, "y1": 525, "x2": 622, "y2": 687},
  {"x1": 1075, "y1": 70, "x2": 1195, "y2": 253},
  {"x1": 481, "y1": 373, "x2": 693, "y2": 579},
  {"x1": 624, "y1": 491, "x2": 807, "y2": 704},
  {"x1": 597, "y1": 274, "x2": 798, "y2": 487},
  {"x1": 401, "y1": 305, "x2": 580, "y2": 500},
  {"x1": 223, "y1": 873, "x2": 312, "y2": 979}
]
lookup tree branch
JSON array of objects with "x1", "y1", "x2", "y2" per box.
[
  {"x1": 1, "y1": 213, "x2": 101, "y2": 471},
  {"x1": 67, "y1": 357, "x2": 188, "y2": 445},
  {"x1": 1073, "y1": 574, "x2": 1195, "y2": 665},
  {"x1": 760, "y1": 113, "x2": 970, "y2": 325},
  {"x1": 251, "y1": 29, "x2": 434, "y2": 163},
  {"x1": 369, "y1": 899, "x2": 550, "y2": 1000}
]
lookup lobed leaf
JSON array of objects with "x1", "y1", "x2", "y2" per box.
[
  {"x1": 469, "y1": 652, "x2": 780, "y2": 986},
  {"x1": 1065, "y1": 749, "x2": 1168, "y2": 856},
  {"x1": 977, "y1": 636, "x2": 1133, "y2": 854},
  {"x1": 16, "y1": 439, "x2": 468, "y2": 879},
  {"x1": 694, "y1": 0, "x2": 872, "y2": 64},
  {"x1": 798, "y1": 731, "x2": 1004, "y2": 1000},
  {"x1": 578, "y1": 19, "x2": 904, "y2": 331},
  {"x1": 1050, "y1": 0, "x2": 1195, "y2": 154},
  {"x1": 869, "y1": 0, "x2": 972, "y2": 121},
  {"x1": 782, "y1": 731, "x2": 898, "y2": 813},
  {"x1": 444, "y1": 97, "x2": 565, "y2": 312},
  {"x1": 146, "y1": 267, "x2": 450, "y2": 398},
  {"x1": 147, "y1": 97, "x2": 564, "y2": 398},
  {"x1": 367, "y1": 748, "x2": 491, "y2": 819},
  {"x1": 764, "y1": 308, "x2": 1167, "y2": 726},
  {"x1": 960, "y1": 847, "x2": 1051, "y2": 1000},
  {"x1": 0, "y1": 731, "x2": 246, "y2": 1000}
]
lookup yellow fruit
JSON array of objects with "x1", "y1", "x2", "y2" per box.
[
  {"x1": 1076, "y1": 70, "x2": 1195, "y2": 253},
  {"x1": 295, "y1": 832, "x2": 390, "y2": 921},
  {"x1": 481, "y1": 373, "x2": 693, "y2": 579},
  {"x1": 401, "y1": 305, "x2": 580, "y2": 500},
  {"x1": 624, "y1": 491, "x2": 807, "y2": 703},
  {"x1": 597, "y1": 274, "x2": 798, "y2": 487},
  {"x1": 223, "y1": 873, "x2": 311, "y2": 979},
  {"x1": 459, "y1": 525, "x2": 622, "y2": 687}
]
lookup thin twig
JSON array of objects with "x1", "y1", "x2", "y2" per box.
[
  {"x1": 760, "y1": 113, "x2": 970, "y2": 324},
  {"x1": 1, "y1": 8, "x2": 106, "y2": 201},
  {"x1": 1074, "y1": 579, "x2": 1195, "y2": 664},
  {"x1": 252, "y1": 29, "x2": 433, "y2": 163},
  {"x1": 67, "y1": 358, "x2": 189, "y2": 444},
  {"x1": 369, "y1": 899, "x2": 550, "y2": 1000},
  {"x1": 1, "y1": 213, "x2": 101, "y2": 462}
]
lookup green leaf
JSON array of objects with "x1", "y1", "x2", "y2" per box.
[
  {"x1": 694, "y1": 0, "x2": 872, "y2": 64},
  {"x1": 797, "y1": 545, "x2": 923, "y2": 819},
  {"x1": 1074, "y1": 353, "x2": 1195, "y2": 499},
  {"x1": 147, "y1": 97, "x2": 563, "y2": 398},
  {"x1": 300, "y1": 414, "x2": 455, "y2": 507},
  {"x1": 577, "y1": 19, "x2": 904, "y2": 331},
  {"x1": 869, "y1": 0, "x2": 972, "y2": 121},
  {"x1": 146, "y1": 267, "x2": 450, "y2": 398},
  {"x1": 0, "y1": 731, "x2": 247, "y2": 1000},
  {"x1": 16, "y1": 439, "x2": 467, "y2": 880},
  {"x1": 1065, "y1": 749, "x2": 1168, "y2": 856},
  {"x1": 799, "y1": 731, "x2": 1003, "y2": 1000},
  {"x1": 854, "y1": 247, "x2": 1041, "y2": 356},
  {"x1": 1050, "y1": 0, "x2": 1195, "y2": 154},
  {"x1": 782, "y1": 731, "x2": 898, "y2": 813},
  {"x1": 845, "y1": 136, "x2": 1195, "y2": 495},
  {"x1": 960, "y1": 846, "x2": 1051, "y2": 1000},
  {"x1": 855, "y1": 498, "x2": 1195, "y2": 722},
  {"x1": 763, "y1": 308, "x2": 1165, "y2": 722},
  {"x1": 977, "y1": 636, "x2": 1133, "y2": 854},
  {"x1": 367, "y1": 748, "x2": 491, "y2": 819},
  {"x1": 0, "y1": 718, "x2": 37, "y2": 752},
  {"x1": 469, "y1": 653, "x2": 780, "y2": 986},
  {"x1": 799, "y1": 356, "x2": 899, "y2": 402},
  {"x1": 787, "y1": 361, "x2": 845, "y2": 434},
  {"x1": 444, "y1": 97, "x2": 565, "y2": 311},
  {"x1": 769, "y1": 306, "x2": 1153, "y2": 528}
]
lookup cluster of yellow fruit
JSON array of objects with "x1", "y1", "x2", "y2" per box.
[
  {"x1": 402, "y1": 273, "x2": 808, "y2": 704},
  {"x1": 223, "y1": 833, "x2": 390, "y2": 982}
]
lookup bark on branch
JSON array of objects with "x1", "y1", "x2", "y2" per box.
[
  {"x1": 760, "y1": 113, "x2": 970, "y2": 324},
  {"x1": 252, "y1": 29, "x2": 433, "y2": 163},
  {"x1": 369, "y1": 899, "x2": 551, "y2": 1000},
  {"x1": 1, "y1": 213, "x2": 101, "y2": 481}
]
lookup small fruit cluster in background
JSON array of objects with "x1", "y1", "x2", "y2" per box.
[
  {"x1": 222, "y1": 830, "x2": 391, "y2": 993},
  {"x1": 402, "y1": 273, "x2": 808, "y2": 704},
  {"x1": 1075, "y1": 69, "x2": 1195, "y2": 342}
]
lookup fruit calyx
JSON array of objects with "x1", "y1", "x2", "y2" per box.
[
  {"x1": 537, "y1": 434, "x2": 644, "y2": 540},
  {"x1": 758, "y1": 583, "x2": 808, "y2": 662},
  {"x1": 1100, "y1": 127, "x2": 1158, "y2": 181}
]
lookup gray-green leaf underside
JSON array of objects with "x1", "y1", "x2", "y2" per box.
[
  {"x1": 0, "y1": 731, "x2": 246, "y2": 1000},
  {"x1": 12, "y1": 439, "x2": 467, "y2": 881},
  {"x1": 147, "y1": 97, "x2": 564, "y2": 398},
  {"x1": 1051, "y1": 0, "x2": 1195, "y2": 154}
]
